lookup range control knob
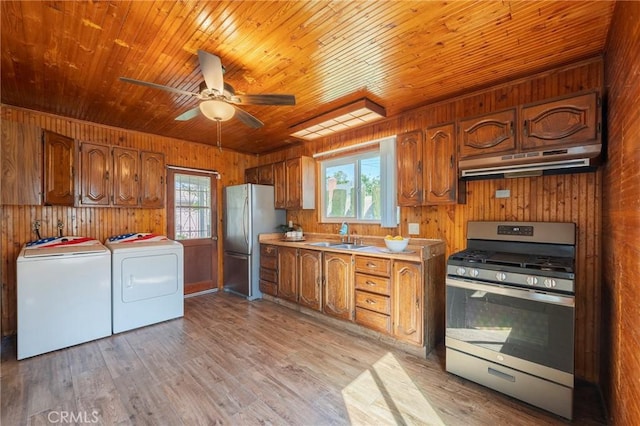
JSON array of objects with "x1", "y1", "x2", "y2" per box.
[
  {"x1": 496, "y1": 272, "x2": 507, "y2": 282},
  {"x1": 544, "y1": 278, "x2": 557, "y2": 288},
  {"x1": 469, "y1": 268, "x2": 480, "y2": 278},
  {"x1": 526, "y1": 276, "x2": 539, "y2": 286},
  {"x1": 456, "y1": 267, "x2": 466, "y2": 276}
]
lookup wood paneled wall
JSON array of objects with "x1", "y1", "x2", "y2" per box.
[
  {"x1": 601, "y1": 1, "x2": 640, "y2": 424},
  {"x1": 259, "y1": 58, "x2": 604, "y2": 383},
  {"x1": 0, "y1": 106, "x2": 258, "y2": 337}
]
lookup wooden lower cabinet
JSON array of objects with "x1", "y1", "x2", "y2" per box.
[
  {"x1": 278, "y1": 247, "x2": 298, "y2": 302},
  {"x1": 264, "y1": 245, "x2": 437, "y2": 350},
  {"x1": 392, "y1": 261, "x2": 423, "y2": 345},
  {"x1": 354, "y1": 255, "x2": 392, "y2": 333},
  {"x1": 323, "y1": 252, "x2": 353, "y2": 320},
  {"x1": 259, "y1": 244, "x2": 278, "y2": 296},
  {"x1": 298, "y1": 249, "x2": 322, "y2": 311}
]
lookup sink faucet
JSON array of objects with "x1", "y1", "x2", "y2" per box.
[{"x1": 339, "y1": 222, "x2": 350, "y2": 243}]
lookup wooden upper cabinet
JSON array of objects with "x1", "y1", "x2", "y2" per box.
[
  {"x1": 425, "y1": 123, "x2": 457, "y2": 204},
  {"x1": 281, "y1": 156, "x2": 315, "y2": 210},
  {"x1": 285, "y1": 158, "x2": 301, "y2": 208},
  {"x1": 245, "y1": 166, "x2": 259, "y2": 184},
  {"x1": 273, "y1": 161, "x2": 286, "y2": 209},
  {"x1": 79, "y1": 142, "x2": 110, "y2": 205},
  {"x1": 521, "y1": 91, "x2": 600, "y2": 150},
  {"x1": 298, "y1": 249, "x2": 322, "y2": 311},
  {"x1": 112, "y1": 147, "x2": 139, "y2": 206},
  {"x1": 458, "y1": 109, "x2": 516, "y2": 159},
  {"x1": 246, "y1": 163, "x2": 275, "y2": 185},
  {"x1": 397, "y1": 130, "x2": 424, "y2": 206},
  {"x1": 140, "y1": 151, "x2": 165, "y2": 208},
  {"x1": 43, "y1": 131, "x2": 75, "y2": 206},
  {"x1": 1, "y1": 122, "x2": 42, "y2": 205},
  {"x1": 393, "y1": 261, "x2": 423, "y2": 345},
  {"x1": 258, "y1": 163, "x2": 274, "y2": 185},
  {"x1": 323, "y1": 252, "x2": 353, "y2": 321}
]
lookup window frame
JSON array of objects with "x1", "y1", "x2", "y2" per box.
[{"x1": 318, "y1": 136, "x2": 397, "y2": 226}]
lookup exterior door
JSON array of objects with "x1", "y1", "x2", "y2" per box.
[{"x1": 167, "y1": 169, "x2": 218, "y2": 295}]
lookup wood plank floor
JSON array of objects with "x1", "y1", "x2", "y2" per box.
[{"x1": 1, "y1": 292, "x2": 607, "y2": 425}]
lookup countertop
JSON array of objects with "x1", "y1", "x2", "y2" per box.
[{"x1": 258, "y1": 232, "x2": 445, "y2": 262}]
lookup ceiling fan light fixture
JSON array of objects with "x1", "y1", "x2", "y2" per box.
[{"x1": 199, "y1": 100, "x2": 235, "y2": 121}]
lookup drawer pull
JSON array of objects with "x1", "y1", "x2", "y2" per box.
[
  {"x1": 488, "y1": 367, "x2": 515, "y2": 382},
  {"x1": 365, "y1": 280, "x2": 376, "y2": 286},
  {"x1": 366, "y1": 263, "x2": 377, "y2": 268},
  {"x1": 366, "y1": 299, "x2": 376, "y2": 304}
]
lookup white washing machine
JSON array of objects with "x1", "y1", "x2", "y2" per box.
[
  {"x1": 17, "y1": 237, "x2": 112, "y2": 360},
  {"x1": 106, "y1": 233, "x2": 184, "y2": 333}
]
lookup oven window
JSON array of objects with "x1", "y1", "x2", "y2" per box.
[{"x1": 446, "y1": 285, "x2": 574, "y2": 374}]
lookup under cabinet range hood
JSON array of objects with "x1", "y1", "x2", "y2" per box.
[{"x1": 459, "y1": 144, "x2": 602, "y2": 179}]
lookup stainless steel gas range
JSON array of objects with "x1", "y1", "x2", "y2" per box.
[{"x1": 445, "y1": 221, "x2": 576, "y2": 419}]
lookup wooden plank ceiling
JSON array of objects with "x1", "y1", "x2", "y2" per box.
[{"x1": 0, "y1": 1, "x2": 614, "y2": 154}]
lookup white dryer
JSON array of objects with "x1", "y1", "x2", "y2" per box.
[
  {"x1": 106, "y1": 233, "x2": 184, "y2": 333},
  {"x1": 17, "y1": 237, "x2": 112, "y2": 360}
]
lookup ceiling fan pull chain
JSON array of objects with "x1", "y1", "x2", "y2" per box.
[{"x1": 217, "y1": 119, "x2": 223, "y2": 152}]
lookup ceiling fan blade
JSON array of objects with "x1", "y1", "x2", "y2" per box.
[
  {"x1": 198, "y1": 50, "x2": 224, "y2": 94},
  {"x1": 233, "y1": 107, "x2": 264, "y2": 129},
  {"x1": 119, "y1": 77, "x2": 197, "y2": 97},
  {"x1": 228, "y1": 94, "x2": 296, "y2": 106},
  {"x1": 175, "y1": 106, "x2": 201, "y2": 121}
]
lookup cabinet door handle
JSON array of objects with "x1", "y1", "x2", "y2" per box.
[
  {"x1": 105, "y1": 171, "x2": 109, "y2": 180},
  {"x1": 417, "y1": 160, "x2": 422, "y2": 173},
  {"x1": 449, "y1": 155, "x2": 454, "y2": 169},
  {"x1": 134, "y1": 174, "x2": 138, "y2": 182},
  {"x1": 523, "y1": 120, "x2": 528, "y2": 137},
  {"x1": 510, "y1": 121, "x2": 514, "y2": 136}
]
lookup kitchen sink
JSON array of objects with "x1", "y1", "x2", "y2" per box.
[
  {"x1": 329, "y1": 243, "x2": 371, "y2": 250},
  {"x1": 306, "y1": 241, "x2": 338, "y2": 247},
  {"x1": 306, "y1": 241, "x2": 373, "y2": 251}
]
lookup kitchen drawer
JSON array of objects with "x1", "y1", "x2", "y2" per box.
[
  {"x1": 259, "y1": 279, "x2": 277, "y2": 296},
  {"x1": 354, "y1": 256, "x2": 391, "y2": 277},
  {"x1": 260, "y1": 254, "x2": 278, "y2": 270},
  {"x1": 261, "y1": 245, "x2": 278, "y2": 257},
  {"x1": 355, "y1": 307, "x2": 391, "y2": 334},
  {"x1": 355, "y1": 273, "x2": 391, "y2": 296},
  {"x1": 260, "y1": 267, "x2": 277, "y2": 283},
  {"x1": 355, "y1": 290, "x2": 391, "y2": 315}
]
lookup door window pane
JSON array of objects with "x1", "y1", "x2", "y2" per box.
[{"x1": 174, "y1": 174, "x2": 211, "y2": 240}]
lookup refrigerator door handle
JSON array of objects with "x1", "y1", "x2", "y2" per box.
[{"x1": 243, "y1": 194, "x2": 250, "y2": 247}]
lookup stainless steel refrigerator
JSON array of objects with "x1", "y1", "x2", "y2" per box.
[{"x1": 223, "y1": 184, "x2": 285, "y2": 300}]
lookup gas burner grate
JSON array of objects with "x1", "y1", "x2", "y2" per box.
[{"x1": 523, "y1": 256, "x2": 574, "y2": 273}]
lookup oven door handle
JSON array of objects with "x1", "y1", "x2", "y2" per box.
[{"x1": 446, "y1": 277, "x2": 575, "y2": 307}]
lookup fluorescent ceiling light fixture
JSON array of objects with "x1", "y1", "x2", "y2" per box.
[
  {"x1": 290, "y1": 98, "x2": 386, "y2": 140},
  {"x1": 199, "y1": 100, "x2": 235, "y2": 121}
]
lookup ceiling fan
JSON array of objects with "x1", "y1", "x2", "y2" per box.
[{"x1": 119, "y1": 50, "x2": 296, "y2": 129}]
